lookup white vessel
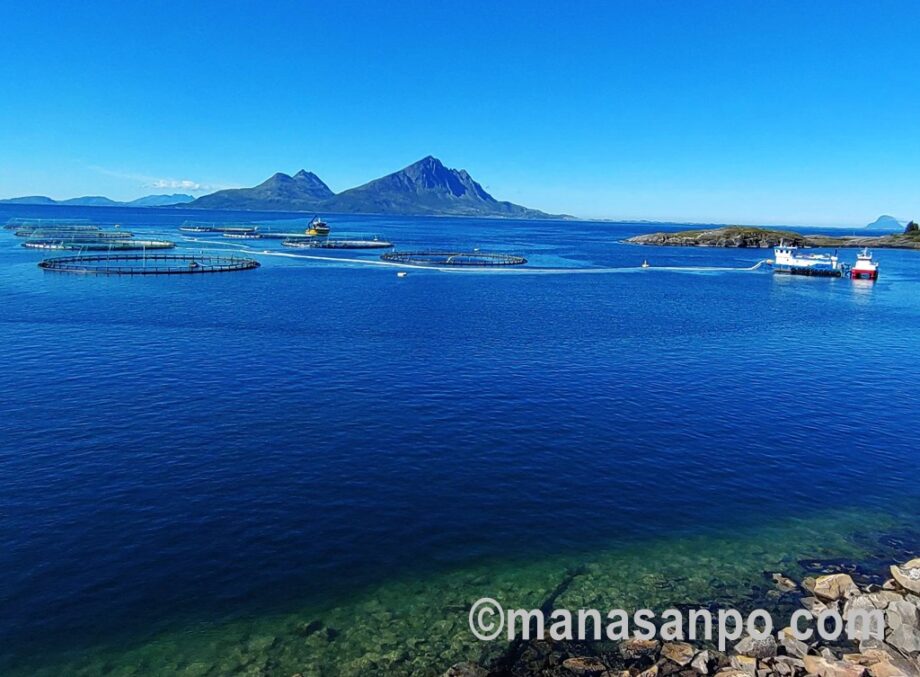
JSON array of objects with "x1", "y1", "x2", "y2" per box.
[{"x1": 772, "y1": 242, "x2": 842, "y2": 277}]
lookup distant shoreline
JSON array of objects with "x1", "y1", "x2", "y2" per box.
[
  {"x1": 627, "y1": 225, "x2": 920, "y2": 250},
  {"x1": 1, "y1": 202, "x2": 901, "y2": 231}
]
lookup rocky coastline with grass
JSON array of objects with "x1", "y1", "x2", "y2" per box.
[
  {"x1": 626, "y1": 223, "x2": 920, "y2": 250},
  {"x1": 442, "y1": 557, "x2": 920, "y2": 677}
]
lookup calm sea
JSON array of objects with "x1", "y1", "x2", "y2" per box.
[{"x1": 1, "y1": 205, "x2": 918, "y2": 675}]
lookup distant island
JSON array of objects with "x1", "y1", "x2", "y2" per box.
[
  {"x1": 864, "y1": 214, "x2": 904, "y2": 231},
  {"x1": 0, "y1": 157, "x2": 565, "y2": 219},
  {"x1": 0, "y1": 194, "x2": 194, "y2": 207},
  {"x1": 628, "y1": 225, "x2": 920, "y2": 249},
  {"x1": 186, "y1": 156, "x2": 564, "y2": 218}
]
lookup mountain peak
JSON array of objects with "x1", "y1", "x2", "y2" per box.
[
  {"x1": 408, "y1": 155, "x2": 446, "y2": 171},
  {"x1": 183, "y1": 158, "x2": 558, "y2": 217},
  {"x1": 865, "y1": 214, "x2": 903, "y2": 231},
  {"x1": 190, "y1": 169, "x2": 334, "y2": 209},
  {"x1": 325, "y1": 157, "x2": 553, "y2": 217}
]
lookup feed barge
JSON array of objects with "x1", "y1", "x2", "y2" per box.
[{"x1": 771, "y1": 242, "x2": 843, "y2": 278}]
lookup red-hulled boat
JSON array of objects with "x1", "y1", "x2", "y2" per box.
[{"x1": 850, "y1": 248, "x2": 879, "y2": 280}]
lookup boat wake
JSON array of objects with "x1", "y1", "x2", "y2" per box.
[{"x1": 179, "y1": 237, "x2": 768, "y2": 275}]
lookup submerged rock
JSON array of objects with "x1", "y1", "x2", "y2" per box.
[
  {"x1": 770, "y1": 573, "x2": 798, "y2": 593},
  {"x1": 442, "y1": 661, "x2": 488, "y2": 677}
]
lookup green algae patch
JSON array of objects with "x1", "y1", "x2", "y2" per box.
[{"x1": 10, "y1": 507, "x2": 917, "y2": 677}]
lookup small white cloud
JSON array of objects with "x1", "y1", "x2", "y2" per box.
[
  {"x1": 88, "y1": 165, "x2": 223, "y2": 193},
  {"x1": 149, "y1": 178, "x2": 209, "y2": 192}
]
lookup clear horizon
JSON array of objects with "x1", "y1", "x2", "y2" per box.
[{"x1": 1, "y1": 1, "x2": 918, "y2": 226}]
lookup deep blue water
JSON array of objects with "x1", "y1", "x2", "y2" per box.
[{"x1": 1, "y1": 205, "x2": 918, "y2": 672}]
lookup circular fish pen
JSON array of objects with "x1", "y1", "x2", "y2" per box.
[
  {"x1": 283, "y1": 238, "x2": 393, "y2": 250},
  {"x1": 22, "y1": 239, "x2": 175, "y2": 251},
  {"x1": 178, "y1": 222, "x2": 259, "y2": 235},
  {"x1": 38, "y1": 254, "x2": 260, "y2": 275},
  {"x1": 5, "y1": 219, "x2": 95, "y2": 231},
  {"x1": 16, "y1": 229, "x2": 134, "y2": 239},
  {"x1": 380, "y1": 250, "x2": 527, "y2": 266}
]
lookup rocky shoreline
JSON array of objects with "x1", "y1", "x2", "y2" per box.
[
  {"x1": 442, "y1": 558, "x2": 920, "y2": 677},
  {"x1": 626, "y1": 227, "x2": 920, "y2": 250}
]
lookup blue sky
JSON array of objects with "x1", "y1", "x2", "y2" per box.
[{"x1": 1, "y1": 1, "x2": 918, "y2": 225}]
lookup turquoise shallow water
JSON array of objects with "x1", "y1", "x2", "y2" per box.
[{"x1": 0, "y1": 206, "x2": 918, "y2": 675}]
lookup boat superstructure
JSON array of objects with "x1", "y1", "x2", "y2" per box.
[{"x1": 307, "y1": 217, "x2": 331, "y2": 236}]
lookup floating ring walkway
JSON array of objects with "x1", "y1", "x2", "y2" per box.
[
  {"x1": 380, "y1": 250, "x2": 527, "y2": 266},
  {"x1": 38, "y1": 254, "x2": 260, "y2": 275},
  {"x1": 283, "y1": 238, "x2": 393, "y2": 250},
  {"x1": 23, "y1": 239, "x2": 175, "y2": 251},
  {"x1": 16, "y1": 229, "x2": 134, "y2": 239}
]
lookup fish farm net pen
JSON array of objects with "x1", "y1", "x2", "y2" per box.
[
  {"x1": 16, "y1": 229, "x2": 135, "y2": 239},
  {"x1": 282, "y1": 238, "x2": 394, "y2": 250},
  {"x1": 22, "y1": 239, "x2": 175, "y2": 251},
  {"x1": 38, "y1": 254, "x2": 261, "y2": 275},
  {"x1": 380, "y1": 251, "x2": 527, "y2": 266},
  {"x1": 4, "y1": 218, "x2": 95, "y2": 230},
  {"x1": 178, "y1": 221, "x2": 260, "y2": 234}
]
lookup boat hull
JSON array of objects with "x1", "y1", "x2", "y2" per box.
[
  {"x1": 774, "y1": 266, "x2": 842, "y2": 278},
  {"x1": 850, "y1": 269, "x2": 878, "y2": 280}
]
